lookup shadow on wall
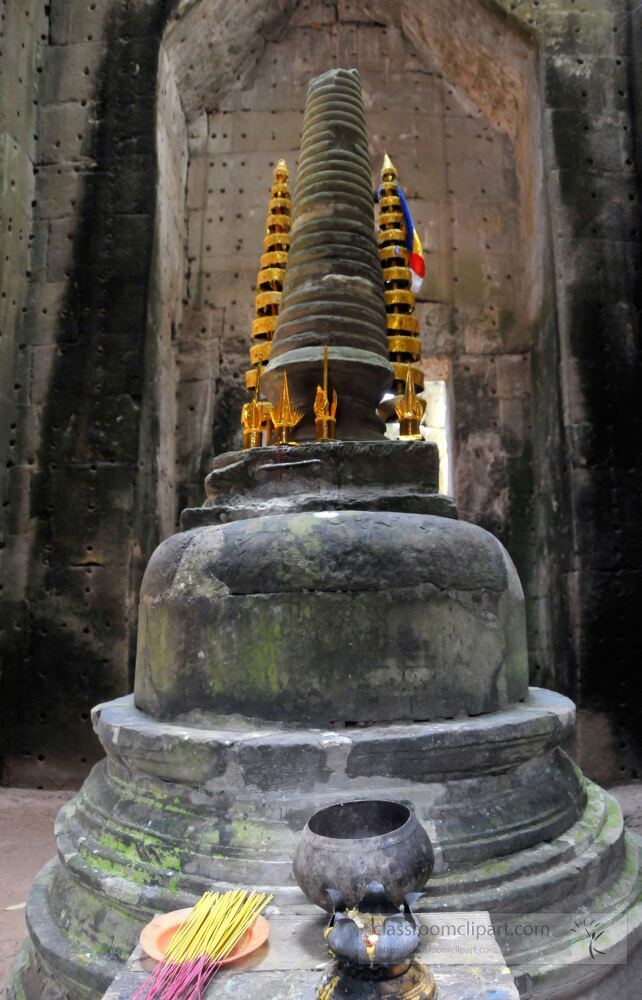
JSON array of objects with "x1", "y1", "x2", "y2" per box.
[{"x1": 1, "y1": 1, "x2": 166, "y2": 788}]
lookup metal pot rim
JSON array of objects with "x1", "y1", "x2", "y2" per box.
[{"x1": 303, "y1": 798, "x2": 417, "y2": 848}]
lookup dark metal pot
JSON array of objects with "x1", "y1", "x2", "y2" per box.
[{"x1": 293, "y1": 799, "x2": 434, "y2": 912}]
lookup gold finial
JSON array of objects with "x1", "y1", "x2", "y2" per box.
[
  {"x1": 274, "y1": 158, "x2": 289, "y2": 181},
  {"x1": 244, "y1": 157, "x2": 291, "y2": 402},
  {"x1": 376, "y1": 152, "x2": 425, "y2": 425},
  {"x1": 271, "y1": 371, "x2": 304, "y2": 445},
  {"x1": 382, "y1": 152, "x2": 397, "y2": 179},
  {"x1": 395, "y1": 368, "x2": 424, "y2": 440},
  {"x1": 314, "y1": 345, "x2": 338, "y2": 441}
]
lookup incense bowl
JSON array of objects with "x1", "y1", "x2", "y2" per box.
[{"x1": 293, "y1": 799, "x2": 433, "y2": 912}]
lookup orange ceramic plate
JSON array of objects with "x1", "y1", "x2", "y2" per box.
[{"x1": 140, "y1": 907, "x2": 270, "y2": 965}]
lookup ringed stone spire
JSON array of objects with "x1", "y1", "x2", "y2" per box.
[{"x1": 262, "y1": 68, "x2": 392, "y2": 440}]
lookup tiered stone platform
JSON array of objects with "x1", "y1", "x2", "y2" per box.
[
  {"x1": 8, "y1": 443, "x2": 642, "y2": 1000},
  {"x1": 9, "y1": 688, "x2": 642, "y2": 999}
]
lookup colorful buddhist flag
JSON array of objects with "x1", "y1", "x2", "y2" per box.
[{"x1": 397, "y1": 187, "x2": 426, "y2": 294}]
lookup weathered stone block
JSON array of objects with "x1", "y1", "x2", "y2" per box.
[
  {"x1": 499, "y1": 398, "x2": 527, "y2": 457},
  {"x1": 462, "y1": 305, "x2": 504, "y2": 355},
  {"x1": 548, "y1": 107, "x2": 635, "y2": 177},
  {"x1": 496, "y1": 354, "x2": 531, "y2": 399},
  {"x1": 135, "y1": 510, "x2": 528, "y2": 723},
  {"x1": 36, "y1": 166, "x2": 91, "y2": 220},
  {"x1": 38, "y1": 103, "x2": 95, "y2": 166},
  {"x1": 545, "y1": 54, "x2": 631, "y2": 116},
  {"x1": 453, "y1": 355, "x2": 498, "y2": 431},
  {"x1": 338, "y1": 0, "x2": 402, "y2": 25},
  {"x1": 50, "y1": 0, "x2": 112, "y2": 45},
  {"x1": 204, "y1": 111, "x2": 303, "y2": 155},
  {"x1": 40, "y1": 43, "x2": 104, "y2": 105}
]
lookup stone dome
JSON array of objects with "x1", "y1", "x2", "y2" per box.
[{"x1": 134, "y1": 510, "x2": 528, "y2": 723}]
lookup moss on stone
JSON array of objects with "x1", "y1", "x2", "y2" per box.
[
  {"x1": 231, "y1": 817, "x2": 273, "y2": 849},
  {"x1": 86, "y1": 854, "x2": 148, "y2": 885},
  {"x1": 95, "y1": 830, "x2": 184, "y2": 875},
  {"x1": 134, "y1": 789, "x2": 194, "y2": 817},
  {"x1": 475, "y1": 858, "x2": 512, "y2": 878}
]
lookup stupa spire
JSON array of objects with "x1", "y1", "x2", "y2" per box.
[
  {"x1": 262, "y1": 68, "x2": 392, "y2": 440},
  {"x1": 242, "y1": 158, "x2": 291, "y2": 447},
  {"x1": 377, "y1": 154, "x2": 426, "y2": 426}
]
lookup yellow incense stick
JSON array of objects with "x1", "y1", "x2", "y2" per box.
[
  {"x1": 167, "y1": 890, "x2": 271, "y2": 963},
  {"x1": 135, "y1": 889, "x2": 273, "y2": 1000}
]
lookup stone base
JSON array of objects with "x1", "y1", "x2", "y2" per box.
[
  {"x1": 182, "y1": 441, "x2": 453, "y2": 529},
  {"x1": 101, "y1": 912, "x2": 512, "y2": 999},
  {"x1": 7, "y1": 689, "x2": 642, "y2": 999}
]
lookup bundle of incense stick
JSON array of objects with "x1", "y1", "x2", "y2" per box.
[{"x1": 134, "y1": 889, "x2": 272, "y2": 1000}]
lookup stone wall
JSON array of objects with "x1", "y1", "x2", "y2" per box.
[
  {"x1": 0, "y1": 0, "x2": 168, "y2": 787},
  {"x1": 0, "y1": 0, "x2": 49, "y2": 777},
  {"x1": 0, "y1": 0, "x2": 640, "y2": 787},
  {"x1": 518, "y1": 0, "x2": 642, "y2": 783}
]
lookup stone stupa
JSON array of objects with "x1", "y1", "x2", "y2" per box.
[{"x1": 8, "y1": 68, "x2": 642, "y2": 1000}]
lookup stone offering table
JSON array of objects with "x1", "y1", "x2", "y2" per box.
[{"x1": 102, "y1": 912, "x2": 519, "y2": 1000}]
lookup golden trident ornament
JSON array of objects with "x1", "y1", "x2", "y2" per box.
[
  {"x1": 395, "y1": 368, "x2": 423, "y2": 440},
  {"x1": 270, "y1": 370, "x2": 304, "y2": 445},
  {"x1": 241, "y1": 365, "x2": 272, "y2": 448},
  {"x1": 314, "y1": 345, "x2": 338, "y2": 441}
]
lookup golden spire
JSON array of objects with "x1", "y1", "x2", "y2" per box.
[
  {"x1": 314, "y1": 345, "x2": 338, "y2": 441},
  {"x1": 242, "y1": 159, "x2": 291, "y2": 447},
  {"x1": 395, "y1": 368, "x2": 423, "y2": 440},
  {"x1": 270, "y1": 371, "x2": 304, "y2": 445},
  {"x1": 382, "y1": 151, "x2": 396, "y2": 176},
  {"x1": 377, "y1": 153, "x2": 426, "y2": 426}
]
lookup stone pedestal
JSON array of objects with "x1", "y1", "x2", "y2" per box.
[
  {"x1": 7, "y1": 445, "x2": 642, "y2": 1000},
  {"x1": 7, "y1": 687, "x2": 642, "y2": 999}
]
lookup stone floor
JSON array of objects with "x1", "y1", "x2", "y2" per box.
[
  {"x1": 0, "y1": 788, "x2": 72, "y2": 993},
  {"x1": 1, "y1": 784, "x2": 642, "y2": 996}
]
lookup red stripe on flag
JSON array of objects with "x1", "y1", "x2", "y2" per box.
[{"x1": 408, "y1": 252, "x2": 425, "y2": 277}]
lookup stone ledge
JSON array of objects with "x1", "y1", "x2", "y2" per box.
[
  {"x1": 102, "y1": 911, "x2": 519, "y2": 999},
  {"x1": 93, "y1": 688, "x2": 575, "y2": 783},
  {"x1": 182, "y1": 440, "x2": 450, "y2": 528}
]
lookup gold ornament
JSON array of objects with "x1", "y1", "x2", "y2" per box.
[
  {"x1": 314, "y1": 345, "x2": 338, "y2": 441},
  {"x1": 241, "y1": 159, "x2": 291, "y2": 446},
  {"x1": 377, "y1": 152, "x2": 426, "y2": 425},
  {"x1": 395, "y1": 369, "x2": 423, "y2": 440},
  {"x1": 241, "y1": 367, "x2": 272, "y2": 449},
  {"x1": 271, "y1": 371, "x2": 304, "y2": 445}
]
